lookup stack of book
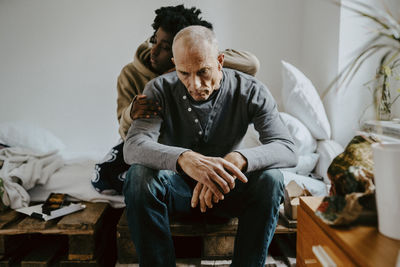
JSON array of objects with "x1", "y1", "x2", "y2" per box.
[{"x1": 361, "y1": 120, "x2": 400, "y2": 142}]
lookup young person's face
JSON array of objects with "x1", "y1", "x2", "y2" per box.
[
  {"x1": 150, "y1": 27, "x2": 174, "y2": 74},
  {"x1": 173, "y1": 40, "x2": 224, "y2": 102}
]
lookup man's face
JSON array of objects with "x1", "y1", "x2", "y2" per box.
[
  {"x1": 173, "y1": 41, "x2": 224, "y2": 102},
  {"x1": 150, "y1": 27, "x2": 174, "y2": 74}
]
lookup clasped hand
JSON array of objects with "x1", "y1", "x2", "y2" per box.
[{"x1": 177, "y1": 151, "x2": 248, "y2": 213}]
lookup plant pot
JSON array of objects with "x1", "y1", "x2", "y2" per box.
[{"x1": 372, "y1": 143, "x2": 400, "y2": 240}]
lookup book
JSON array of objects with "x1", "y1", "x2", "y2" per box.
[
  {"x1": 361, "y1": 120, "x2": 400, "y2": 140},
  {"x1": 16, "y1": 203, "x2": 86, "y2": 221}
]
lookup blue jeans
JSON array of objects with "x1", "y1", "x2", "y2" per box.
[{"x1": 123, "y1": 164, "x2": 284, "y2": 267}]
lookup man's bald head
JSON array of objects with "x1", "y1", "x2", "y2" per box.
[
  {"x1": 172, "y1": 25, "x2": 219, "y2": 59},
  {"x1": 171, "y1": 25, "x2": 224, "y2": 102}
]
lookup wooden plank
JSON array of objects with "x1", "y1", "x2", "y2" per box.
[
  {"x1": 21, "y1": 236, "x2": 65, "y2": 267},
  {"x1": 59, "y1": 259, "x2": 99, "y2": 267},
  {"x1": 17, "y1": 216, "x2": 56, "y2": 231},
  {"x1": 0, "y1": 236, "x2": 35, "y2": 267},
  {"x1": 0, "y1": 234, "x2": 28, "y2": 257},
  {"x1": 68, "y1": 234, "x2": 95, "y2": 261},
  {"x1": 203, "y1": 235, "x2": 235, "y2": 258},
  {"x1": 117, "y1": 209, "x2": 128, "y2": 227},
  {"x1": 57, "y1": 203, "x2": 108, "y2": 230},
  {"x1": 204, "y1": 218, "x2": 237, "y2": 235},
  {"x1": 0, "y1": 210, "x2": 20, "y2": 230},
  {"x1": 116, "y1": 225, "x2": 137, "y2": 264}
]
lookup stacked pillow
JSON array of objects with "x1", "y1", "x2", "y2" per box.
[
  {"x1": 279, "y1": 112, "x2": 319, "y2": 175},
  {"x1": 280, "y1": 61, "x2": 334, "y2": 178},
  {"x1": 281, "y1": 60, "x2": 331, "y2": 140}
]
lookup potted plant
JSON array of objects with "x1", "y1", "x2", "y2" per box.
[
  {"x1": 326, "y1": 0, "x2": 400, "y2": 240},
  {"x1": 328, "y1": 0, "x2": 400, "y2": 121}
]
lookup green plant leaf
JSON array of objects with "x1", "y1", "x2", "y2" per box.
[{"x1": 384, "y1": 66, "x2": 392, "y2": 76}]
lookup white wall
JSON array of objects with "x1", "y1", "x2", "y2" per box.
[
  {"x1": 326, "y1": 0, "x2": 400, "y2": 146},
  {"x1": 0, "y1": 0, "x2": 306, "y2": 156}
]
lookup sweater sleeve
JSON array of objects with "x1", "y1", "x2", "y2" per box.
[
  {"x1": 116, "y1": 63, "x2": 142, "y2": 140},
  {"x1": 222, "y1": 49, "x2": 260, "y2": 77},
  {"x1": 235, "y1": 83, "x2": 298, "y2": 172},
  {"x1": 123, "y1": 81, "x2": 190, "y2": 172}
]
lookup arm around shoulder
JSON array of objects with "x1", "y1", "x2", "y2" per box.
[{"x1": 222, "y1": 49, "x2": 260, "y2": 76}]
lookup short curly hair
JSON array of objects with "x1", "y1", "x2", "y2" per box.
[{"x1": 151, "y1": 5, "x2": 213, "y2": 39}]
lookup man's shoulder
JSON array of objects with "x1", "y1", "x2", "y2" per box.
[
  {"x1": 222, "y1": 68, "x2": 265, "y2": 90},
  {"x1": 150, "y1": 71, "x2": 179, "y2": 86},
  {"x1": 144, "y1": 71, "x2": 181, "y2": 95}
]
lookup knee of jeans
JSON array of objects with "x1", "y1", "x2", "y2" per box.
[
  {"x1": 123, "y1": 164, "x2": 162, "y2": 204},
  {"x1": 257, "y1": 169, "x2": 284, "y2": 202}
]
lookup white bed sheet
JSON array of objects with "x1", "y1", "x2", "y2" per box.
[{"x1": 28, "y1": 158, "x2": 125, "y2": 208}]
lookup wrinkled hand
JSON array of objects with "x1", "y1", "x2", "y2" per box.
[
  {"x1": 130, "y1": 95, "x2": 161, "y2": 120},
  {"x1": 178, "y1": 151, "x2": 247, "y2": 202},
  {"x1": 190, "y1": 152, "x2": 248, "y2": 212},
  {"x1": 191, "y1": 182, "x2": 220, "y2": 212}
]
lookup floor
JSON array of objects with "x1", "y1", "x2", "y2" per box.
[{"x1": 115, "y1": 234, "x2": 296, "y2": 267}]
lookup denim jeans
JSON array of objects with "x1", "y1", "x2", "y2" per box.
[{"x1": 123, "y1": 164, "x2": 284, "y2": 267}]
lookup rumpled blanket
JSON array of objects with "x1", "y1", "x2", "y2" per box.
[{"x1": 0, "y1": 147, "x2": 64, "y2": 209}]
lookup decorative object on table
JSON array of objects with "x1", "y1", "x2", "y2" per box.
[
  {"x1": 327, "y1": 0, "x2": 400, "y2": 121},
  {"x1": 315, "y1": 135, "x2": 378, "y2": 225},
  {"x1": 42, "y1": 192, "x2": 67, "y2": 215},
  {"x1": 283, "y1": 180, "x2": 311, "y2": 220},
  {"x1": 16, "y1": 192, "x2": 86, "y2": 221},
  {"x1": 372, "y1": 142, "x2": 400, "y2": 240}
]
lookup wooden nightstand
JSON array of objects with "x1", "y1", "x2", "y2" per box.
[{"x1": 297, "y1": 197, "x2": 400, "y2": 267}]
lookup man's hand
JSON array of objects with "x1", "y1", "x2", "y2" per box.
[
  {"x1": 130, "y1": 95, "x2": 161, "y2": 120},
  {"x1": 190, "y1": 152, "x2": 248, "y2": 212},
  {"x1": 178, "y1": 151, "x2": 247, "y2": 202},
  {"x1": 224, "y1": 151, "x2": 248, "y2": 173},
  {"x1": 191, "y1": 182, "x2": 220, "y2": 212}
]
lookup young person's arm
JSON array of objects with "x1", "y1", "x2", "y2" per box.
[{"x1": 222, "y1": 49, "x2": 260, "y2": 76}]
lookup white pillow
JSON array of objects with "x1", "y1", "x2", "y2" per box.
[
  {"x1": 314, "y1": 139, "x2": 344, "y2": 184},
  {"x1": 281, "y1": 153, "x2": 320, "y2": 175},
  {"x1": 0, "y1": 121, "x2": 66, "y2": 154},
  {"x1": 279, "y1": 112, "x2": 317, "y2": 155},
  {"x1": 281, "y1": 60, "x2": 331, "y2": 140}
]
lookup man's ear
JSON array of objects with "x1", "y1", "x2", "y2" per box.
[
  {"x1": 217, "y1": 53, "x2": 224, "y2": 70},
  {"x1": 171, "y1": 57, "x2": 175, "y2": 66}
]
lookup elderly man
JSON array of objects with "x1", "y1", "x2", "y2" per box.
[
  {"x1": 91, "y1": 5, "x2": 259, "y2": 195},
  {"x1": 123, "y1": 26, "x2": 297, "y2": 267}
]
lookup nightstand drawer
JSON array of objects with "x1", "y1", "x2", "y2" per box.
[{"x1": 297, "y1": 205, "x2": 356, "y2": 267}]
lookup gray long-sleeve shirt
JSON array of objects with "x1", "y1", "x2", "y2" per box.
[{"x1": 124, "y1": 69, "x2": 297, "y2": 173}]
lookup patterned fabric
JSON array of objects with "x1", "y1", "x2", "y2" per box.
[
  {"x1": 315, "y1": 135, "x2": 377, "y2": 225},
  {"x1": 91, "y1": 142, "x2": 130, "y2": 195}
]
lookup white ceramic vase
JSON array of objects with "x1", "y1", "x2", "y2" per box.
[{"x1": 372, "y1": 143, "x2": 400, "y2": 240}]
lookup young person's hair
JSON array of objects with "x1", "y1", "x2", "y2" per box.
[{"x1": 151, "y1": 5, "x2": 213, "y2": 39}]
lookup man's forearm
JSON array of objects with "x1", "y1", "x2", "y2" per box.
[
  {"x1": 123, "y1": 119, "x2": 189, "y2": 172},
  {"x1": 235, "y1": 140, "x2": 297, "y2": 172}
]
